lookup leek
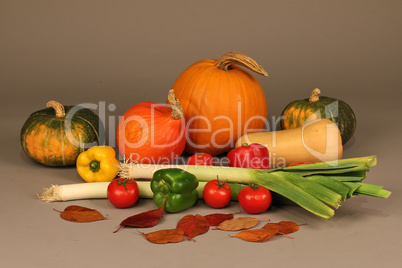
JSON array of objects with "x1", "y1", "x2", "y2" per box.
[{"x1": 38, "y1": 155, "x2": 391, "y2": 220}]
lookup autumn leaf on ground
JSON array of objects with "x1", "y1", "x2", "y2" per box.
[
  {"x1": 213, "y1": 217, "x2": 260, "y2": 231},
  {"x1": 138, "y1": 228, "x2": 184, "y2": 244},
  {"x1": 204, "y1": 213, "x2": 235, "y2": 226},
  {"x1": 177, "y1": 214, "x2": 210, "y2": 240},
  {"x1": 232, "y1": 228, "x2": 279, "y2": 242},
  {"x1": 54, "y1": 205, "x2": 107, "y2": 223},
  {"x1": 113, "y1": 206, "x2": 164, "y2": 233},
  {"x1": 262, "y1": 221, "x2": 301, "y2": 235}
]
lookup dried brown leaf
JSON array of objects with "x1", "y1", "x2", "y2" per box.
[
  {"x1": 213, "y1": 217, "x2": 260, "y2": 231},
  {"x1": 138, "y1": 228, "x2": 184, "y2": 244},
  {"x1": 113, "y1": 206, "x2": 164, "y2": 233},
  {"x1": 204, "y1": 213, "x2": 234, "y2": 226},
  {"x1": 177, "y1": 214, "x2": 210, "y2": 240},
  {"x1": 262, "y1": 221, "x2": 300, "y2": 234},
  {"x1": 54, "y1": 205, "x2": 107, "y2": 223},
  {"x1": 232, "y1": 228, "x2": 279, "y2": 242}
]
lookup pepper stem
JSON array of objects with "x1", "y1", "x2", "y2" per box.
[
  {"x1": 309, "y1": 88, "x2": 321, "y2": 103},
  {"x1": 46, "y1": 100, "x2": 66, "y2": 118},
  {"x1": 167, "y1": 89, "x2": 184, "y2": 120},
  {"x1": 89, "y1": 160, "x2": 101, "y2": 173},
  {"x1": 214, "y1": 52, "x2": 268, "y2": 76}
]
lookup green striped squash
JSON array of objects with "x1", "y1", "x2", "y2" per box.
[
  {"x1": 20, "y1": 101, "x2": 104, "y2": 166},
  {"x1": 280, "y1": 88, "x2": 356, "y2": 144}
]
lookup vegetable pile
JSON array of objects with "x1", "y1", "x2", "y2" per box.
[{"x1": 19, "y1": 51, "x2": 392, "y2": 243}]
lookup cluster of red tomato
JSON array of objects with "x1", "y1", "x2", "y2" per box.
[
  {"x1": 188, "y1": 152, "x2": 272, "y2": 214},
  {"x1": 107, "y1": 143, "x2": 276, "y2": 213},
  {"x1": 107, "y1": 143, "x2": 311, "y2": 213},
  {"x1": 107, "y1": 158, "x2": 272, "y2": 214}
]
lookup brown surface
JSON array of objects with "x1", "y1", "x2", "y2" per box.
[{"x1": 1, "y1": 1, "x2": 401, "y2": 267}]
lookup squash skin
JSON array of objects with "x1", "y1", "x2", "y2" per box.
[
  {"x1": 20, "y1": 105, "x2": 103, "y2": 166},
  {"x1": 172, "y1": 59, "x2": 267, "y2": 156},
  {"x1": 116, "y1": 101, "x2": 186, "y2": 164},
  {"x1": 280, "y1": 95, "x2": 356, "y2": 145}
]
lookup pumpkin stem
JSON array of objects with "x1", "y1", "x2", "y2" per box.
[
  {"x1": 167, "y1": 89, "x2": 184, "y2": 120},
  {"x1": 46, "y1": 100, "x2": 66, "y2": 118},
  {"x1": 309, "y1": 88, "x2": 321, "y2": 103},
  {"x1": 214, "y1": 52, "x2": 268, "y2": 76}
]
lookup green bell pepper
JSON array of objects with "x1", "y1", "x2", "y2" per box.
[{"x1": 151, "y1": 168, "x2": 199, "y2": 213}]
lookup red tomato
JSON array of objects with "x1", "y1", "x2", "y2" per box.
[
  {"x1": 288, "y1": 162, "x2": 312, "y2": 167},
  {"x1": 238, "y1": 185, "x2": 272, "y2": 214},
  {"x1": 187, "y1": 153, "x2": 215, "y2": 166},
  {"x1": 203, "y1": 178, "x2": 231, "y2": 208},
  {"x1": 107, "y1": 178, "x2": 140, "y2": 208}
]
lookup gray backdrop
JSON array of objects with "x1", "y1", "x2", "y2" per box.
[{"x1": 1, "y1": 1, "x2": 401, "y2": 267}]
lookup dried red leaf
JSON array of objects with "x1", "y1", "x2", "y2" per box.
[
  {"x1": 113, "y1": 206, "x2": 164, "y2": 233},
  {"x1": 177, "y1": 214, "x2": 210, "y2": 240},
  {"x1": 54, "y1": 205, "x2": 107, "y2": 223},
  {"x1": 213, "y1": 217, "x2": 260, "y2": 231},
  {"x1": 138, "y1": 228, "x2": 184, "y2": 244},
  {"x1": 204, "y1": 213, "x2": 234, "y2": 226},
  {"x1": 232, "y1": 228, "x2": 279, "y2": 242},
  {"x1": 262, "y1": 221, "x2": 300, "y2": 234}
]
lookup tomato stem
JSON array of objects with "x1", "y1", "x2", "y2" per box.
[
  {"x1": 116, "y1": 178, "x2": 137, "y2": 193},
  {"x1": 249, "y1": 183, "x2": 260, "y2": 191},
  {"x1": 216, "y1": 176, "x2": 230, "y2": 191}
]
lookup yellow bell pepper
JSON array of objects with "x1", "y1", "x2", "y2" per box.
[{"x1": 76, "y1": 146, "x2": 119, "y2": 182}]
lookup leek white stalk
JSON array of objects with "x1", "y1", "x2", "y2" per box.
[
  {"x1": 38, "y1": 181, "x2": 152, "y2": 202},
  {"x1": 38, "y1": 182, "x2": 110, "y2": 202},
  {"x1": 38, "y1": 181, "x2": 210, "y2": 202}
]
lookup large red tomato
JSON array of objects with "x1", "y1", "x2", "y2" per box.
[
  {"x1": 107, "y1": 178, "x2": 140, "y2": 208},
  {"x1": 238, "y1": 185, "x2": 272, "y2": 214},
  {"x1": 203, "y1": 178, "x2": 231, "y2": 208}
]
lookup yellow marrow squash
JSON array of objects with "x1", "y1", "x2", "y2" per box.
[{"x1": 235, "y1": 119, "x2": 343, "y2": 167}]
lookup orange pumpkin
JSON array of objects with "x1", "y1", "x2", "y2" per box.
[
  {"x1": 171, "y1": 52, "x2": 268, "y2": 156},
  {"x1": 116, "y1": 89, "x2": 186, "y2": 164}
]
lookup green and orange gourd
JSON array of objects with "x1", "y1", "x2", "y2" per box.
[
  {"x1": 20, "y1": 100, "x2": 104, "y2": 166},
  {"x1": 280, "y1": 88, "x2": 356, "y2": 144}
]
